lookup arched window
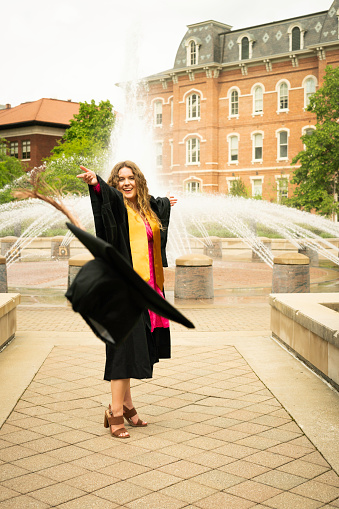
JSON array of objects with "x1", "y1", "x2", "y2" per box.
[
  {"x1": 278, "y1": 131, "x2": 288, "y2": 159},
  {"x1": 154, "y1": 101, "x2": 162, "y2": 126},
  {"x1": 187, "y1": 93, "x2": 201, "y2": 120},
  {"x1": 291, "y1": 27, "x2": 301, "y2": 51},
  {"x1": 186, "y1": 180, "x2": 201, "y2": 193},
  {"x1": 253, "y1": 133, "x2": 263, "y2": 161},
  {"x1": 254, "y1": 86, "x2": 263, "y2": 114},
  {"x1": 305, "y1": 78, "x2": 316, "y2": 107},
  {"x1": 190, "y1": 41, "x2": 197, "y2": 65},
  {"x1": 155, "y1": 142, "x2": 163, "y2": 167},
  {"x1": 186, "y1": 138, "x2": 200, "y2": 164},
  {"x1": 241, "y1": 37, "x2": 249, "y2": 59},
  {"x1": 230, "y1": 90, "x2": 239, "y2": 116},
  {"x1": 304, "y1": 127, "x2": 315, "y2": 137},
  {"x1": 279, "y1": 83, "x2": 288, "y2": 110},
  {"x1": 228, "y1": 135, "x2": 239, "y2": 163}
]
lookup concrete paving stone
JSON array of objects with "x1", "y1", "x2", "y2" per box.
[
  {"x1": 226, "y1": 479, "x2": 282, "y2": 503},
  {"x1": 128, "y1": 469, "x2": 182, "y2": 490},
  {"x1": 0, "y1": 445, "x2": 37, "y2": 462},
  {"x1": 291, "y1": 479, "x2": 339, "y2": 503},
  {"x1": 214, "y1": 442, "x2": 258, "y2": 459},
  {"x1": 158, "y1": 459, "x2": 211, "y2": 479},
  {"x1": 183, "y1": 436, "x2": 226, "y2": 451},
  {"x1": 277, "y1": 458, "x2": 330, "y2": 479},
  {"x1": 195, "y1": 491, "x2": 256, "y2": 508},
  {"x1": 46, "y1": 445, "x2": 93, "y2": 462},
  {"x1": 263, "y1": 491, "x2": 324, "y2": 508},
  {"x1": 192, "y1": 469, "x2": 245, "y2": 490},
  {"x1": 189, "y1": 450, "x2": 235, "y2": 468},
  {"x1": 154, "y1": 429, "x2": 198, "y2": 443},
  {"x1": 22, "y1": 436, "x2": 70, "y2": 453},
  {"x1": 314, "y1": 471, "x2": 339, "y2": 488},
  {"x1": 0, "y1": 424, "x2": 22, "y2": 436},
  {"x1": 156, "y1": 397, "x2": 192, "y2": 409},
  {"x1": 0, "y1": 494, "x2": 50, "y2": 508},
  {"x1": 54, "y1": 494, "x2": 119, "y2": 508},
  {"x1": 256, "y1": 428, "x2": 301, "y2": 443},
  {"x1": 304, "y1": 451, "x2": 334, "y2": 467},
  {"x1": 0, "y1": 486, "x2": 20, "y2": 502},
  {"x1": 97, "y1": 460, "x2": 150, "y2": 480},
  {"x1": 68, "y1": 436, "x2": 113, "y2": 452},
  {"x1": 93, "y1": 480, "x2": 151, "y2": 505},
  {"x1": 126, "y1": 491, "x2": 187, "y2": 509},
  {"x1": 69, "y1": 452, "x2": 120, "y2": 471},
  {"x1": 182, "y1": 422, "x2": 223, "y2": 435},
  {"x1": 0, "y1": 463, "x2": 28, "y2": 482},
  {"x1": 289, "y1": 435, "x2": 315, "y2": 448},
  {"x1": 267, "y1": 442, "x2": 317, "y2": 459},
  {"x1": 235, "y1": 435, "x2": 280, "y2": 451},
  {"x1": 130, "y1": 436, "x2": 175, "y2": 451},
  {"x1": 159, "y1": 443, "x2": 201, "y2": 459},
  {"x1": 159, "y1": 478, "x2": 217, "y2": 503},
  {"x1": 2, "y1": 471, "x2": 56, "y2": 493},
  {"x1": 219, "y1": 459, "x2": 270, "y2": 479},
  {"x1": 244, "y1": 451, "x2": 292, "y2": 469},
  {"x1": 329, "y1": 498, "x2": 339, "y2": 507},
  {"x1": 100, "y1": 444, "x2": 151, "y2": 462},
  {"x1": 29, "y1": 482, "x2": 87, "y2": 505},
  {"x1": 228, "y1": 422, "x2": 270, "y2": 435},
  {"x1": 12, "y1": 453, "x2": 62, "y2": 472},
  {"x1": 128, "y1": 451, "x2": 177, "y2": 469},
  {"x1": 252, "y1": 469, "x2": 307, "y2": 490},
  {"x1": 65, "y1": 471, "x2": 120, "y2": 492},
  {"x1": 38, "y1": 462, "x2": 90, "y2": 482}
]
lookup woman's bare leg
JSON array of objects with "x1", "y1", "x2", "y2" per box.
[
  {"x1": 123, "y1": 380, "x2": 147, "y2": 426},
  {"x1": 110, "y1": 379, "x2": 130, "y2": 437}
]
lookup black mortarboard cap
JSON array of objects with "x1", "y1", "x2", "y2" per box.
[{"x1": 65, "y1": 222, "x2": 194, "y2": 345}]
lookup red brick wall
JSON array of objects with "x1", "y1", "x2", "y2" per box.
[
  {"x1": 142, "y1": 48, "x2": 339, "y2": 201},
  {"x1": 3, "y1": 132, "x2": 64, "y2": 171}
]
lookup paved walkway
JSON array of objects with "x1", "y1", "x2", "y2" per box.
[{"x1": 0, "y1": 262, "x2": 339, "y2": 508}]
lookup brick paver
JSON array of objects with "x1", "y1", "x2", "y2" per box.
[{"x1": 0, "y1": 342, "x2": 338, "y2": 508}]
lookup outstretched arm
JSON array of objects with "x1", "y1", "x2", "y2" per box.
[
  {"x1": 167, "y1": 194, "x2": 177, "y2": 207},
  {"x1": 76, "y1": 166, "x2": 99, "y2": 186}
]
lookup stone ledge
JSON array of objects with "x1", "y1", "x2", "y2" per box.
[
  {"x1": 270, "y1": 293, "x2": 339, "y2": 349},
  {"x1": 0, "y1": 293, "x2": 21, "y2": 350}
]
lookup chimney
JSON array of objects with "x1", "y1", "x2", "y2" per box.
[{"x1": 6, "y1": 104, "x2": 11, "y2": 109}]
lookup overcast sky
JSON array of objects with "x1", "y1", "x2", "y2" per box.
[{"x1": 2, "y1": 0, "x2": 328, "y2": 111}]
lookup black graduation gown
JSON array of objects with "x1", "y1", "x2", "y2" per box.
[{"x1": 89, "y1": 176, "x2": 171, "y2": 380}]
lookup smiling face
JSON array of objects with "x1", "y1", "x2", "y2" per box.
[{"x1": 117, "y1": 166, "x2": 137, "y2": 205}]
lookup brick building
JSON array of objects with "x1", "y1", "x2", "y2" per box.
[
  {"x1": 0, "y1": 98, "x2": 79, "y2": 171},
  {"x1": 140, "y1": 0, "x2": 339, "y2": 201}
]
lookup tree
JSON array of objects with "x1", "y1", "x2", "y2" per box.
[
  {"x1": 229, "y1": 178, "x2": 249, "y2": 197},
  {"x1": 0, "y1": 139, "x2": 25, "y2": 203},
  {"x1": 44, "y1": 100, "x2": 116, "y2": 194},
  {"x1": 289, "y1": 66, "x2": 339, "y2": 217}
]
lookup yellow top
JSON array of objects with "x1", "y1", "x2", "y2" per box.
[{"x1": 126, "y1": 206, "x2": 164, "y2": 291}]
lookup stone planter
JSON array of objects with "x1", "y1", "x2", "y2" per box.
[
  {"x1": 272, "y1": 252, "x2": 310, "y2": 293},
  {"x1": 175, "y1": 254, "x2": 213, "y2": 300}
]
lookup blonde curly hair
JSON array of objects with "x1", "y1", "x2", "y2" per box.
[{"x1": 107, "y1": 161, "x2": 162, "y2": 228}]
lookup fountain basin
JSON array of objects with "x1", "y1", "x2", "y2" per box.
[{"x1": 270, "y1": 293, "x2": 339, "y2": 390}]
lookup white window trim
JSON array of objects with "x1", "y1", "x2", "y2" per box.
[
  {"x1": 228, "y1": 86, "x2": 241, "y2": 119},
  {"x1": 276, "y1": 128, "x2": 290, "y2": 162},
  {"x1": 185, "y1": 37, "x2": 201, "y2": 66},
  {"x1": 183, "y1": 176, "x2": 203, "y2": 192},
  {"x1": 186, "y1": 138, "x2": 201, "y2": 166},
  {"x1": 180, "y1": 132, "x2": 205, "y2": 144},
  {"x1": 251, "y1": 83, "x2": 265, "y2": 116},
  {"x1": 186, "y1": 93, "x2": 201, "y2": 122},
  {"x1": 288, "y1": 23, "x2": 306, "y2": 51},
  {"x1": 151, "y1": 98, "x2": 164, "y2": 127},
  {"x1": 155, "y1": 142, "x2": 163, "y2": 168},
  {"x1": 276, "y1": 80, "x2": 290, "y2": 113},
  {"x1": 302, "y1": 125, "x2": 316, "y2": 149},
  {"x1": 182, "y1": 88, "x2": 205, "y2": 102},
  {"x1": 237, "y1": 33, "x2": 255, "y2": 60},
  {"x1": 227, "y1": 133, "x2": 240, "y2": 165},
  {"x1": 250, "y1": 175, "x2": 264, "y2": 197},
  {"x1": 275, "y1": 175, "x2": 290, "y2": 203},
  {"x1": 302, "y1": 75, "x2": 318, "y2": 109},
  {"x1": 251, "y1": 131, "x2": 264, "y2": 164}
]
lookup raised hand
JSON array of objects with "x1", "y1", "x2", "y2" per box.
[{"x1": 76, "y1": 166, "x2": 98, "y2": 186}]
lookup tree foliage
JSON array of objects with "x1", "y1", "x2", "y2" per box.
[
  {"x1": 229, "y1": 178, "x2": 249, "y2": 197},
  {"x1": 289, "y1": 66, "x2": 339, "y2": 216},
  {"x1": 0, "y1": 139, "x2": 26, "y2": 203},
  {"x1": 44, "y1": 99, "x2": 115, "y2": 194}
]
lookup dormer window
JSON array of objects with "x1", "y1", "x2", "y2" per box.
[
  {"x1": 185, "y1": 38, "x2": 201, "y2": 66},
  {"x1": 237, "y1": 34, "x2": 255, "y2": 60},
  {"x1": 241, "y1": 37, "x2": 249, "y2": 59},
  {"x1": 288, "y1": 24, "x2": 305, "y2": 51}
]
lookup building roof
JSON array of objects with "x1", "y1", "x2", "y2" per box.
[{"x1": 0, "y1": 98, "x2": 79, "y2": 128}]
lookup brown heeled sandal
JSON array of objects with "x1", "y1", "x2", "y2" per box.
[
  {"x1": 104, "y1": 406, "x2": 130, "y2": 438},
  {"x1": 123, "y1": 405, "x2": 147, "y2": 427}
]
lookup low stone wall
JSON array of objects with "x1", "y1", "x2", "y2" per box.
[
  {"x1": 270, "y1": 293, "x2": 339, "y2": 391},
  {"x1": 0, "y1": 293, "x2": 21, "y2": 349}
]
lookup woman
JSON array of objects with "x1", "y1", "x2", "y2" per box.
[{"x1": 77, "y1": 161, "x2": 176, "y2": 438}]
